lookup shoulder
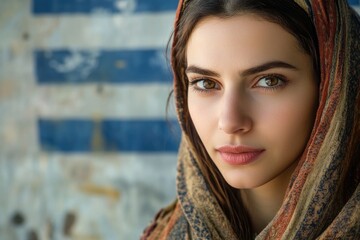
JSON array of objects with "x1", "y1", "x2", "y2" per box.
[{"x1": 141, "y1": 200, "x2": 190, "y2": 240}]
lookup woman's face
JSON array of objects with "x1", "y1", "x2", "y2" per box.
[{"x1": 186, "y1": 14, "x2": 318, "y2": 189}]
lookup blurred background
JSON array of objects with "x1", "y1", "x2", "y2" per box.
[{"x1": 0, "y1": 0, "x2": 359, "y2": 240}]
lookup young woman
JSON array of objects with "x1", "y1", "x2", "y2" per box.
[{"x1": 142, "y1": 0, "x2": 360, "y2": 239}]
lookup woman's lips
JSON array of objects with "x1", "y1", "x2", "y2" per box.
[{"x1": 216, "y1": 145, "x2": 265, "y2": 165}]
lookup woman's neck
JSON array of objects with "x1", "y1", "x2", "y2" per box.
[{"x1": 240, "y1": 161, "x2": 298, "y2": 233}]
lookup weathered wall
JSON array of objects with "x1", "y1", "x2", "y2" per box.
[
  {"x1": 0, "y1": 0, "x2": 179, "y2": 239},
  {"x1": 1, "y1": 1, "x2": 359, "y2": 240}
]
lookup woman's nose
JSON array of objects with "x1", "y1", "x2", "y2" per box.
[{"x1": 218, "y1": 91, "x2": 253, "y2": 134}]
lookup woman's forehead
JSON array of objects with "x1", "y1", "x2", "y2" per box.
[{"x1": 185, "y1": 15, "x2": 309, "y2": 71}]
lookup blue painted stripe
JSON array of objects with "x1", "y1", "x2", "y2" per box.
[
  {"x1": 35, "y1": 49, "x2": 172, "y2": 84},
  {"x1": 38, "y1": 119, "x2": 181, "y2": 153},
  {"x1": 32, "y1": 0, "x2": 178, "y2": 14},
  {"x1": 348, "y1": 0, "x2": 360, "y2": 5},
  {"x1": 32, "y1": 0, "x2": 358, "y2": 15}
]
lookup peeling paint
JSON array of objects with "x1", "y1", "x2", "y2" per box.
[
  {"x1": 115, "y1": 60, "x2": 127, "y2": 69},
  {"x1": 78, "y1": 184, "x2": 121, "y2": 201},
  {"x1": 49, "y1": 50, "x2": 100, "y2": 80},
  {"x1": 1, "y1": 0, "x2": 178, "y2": 239},
  {"x1": 115, "y1": 0, "x2": 137, "y2": 13},
  {"x1": 91, "y1": 118, "x2": 105, "y2": 151}
]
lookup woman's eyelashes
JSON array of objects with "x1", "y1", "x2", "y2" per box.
[
  {"x1": 188, "y1": 78, "x2": 221, "y2": 93},
  {"x1": 253, "y1": 74, "x2": 288, "y2": 91},
  {"x1": 188, "y1": 74, "x2": 288, "y2": 93}
]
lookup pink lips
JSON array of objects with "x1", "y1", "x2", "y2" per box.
[{"x1": 216, "y1": 145, "x2": 264, "y2": 165}]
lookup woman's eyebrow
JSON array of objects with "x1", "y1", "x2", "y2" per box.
[
  {"x1": 186, "y1": 61, "x2": 297, "y2": 78},
  {"x1": 240, "y1": 61, "x2": 298, "y2": 77},
  {"x1": 185, "y1": 65, "x2": 220, "y2": 77}
]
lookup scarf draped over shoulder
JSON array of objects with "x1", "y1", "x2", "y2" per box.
[{"x1": 142, "y1": 0, "x2": 360, "y2": 239}]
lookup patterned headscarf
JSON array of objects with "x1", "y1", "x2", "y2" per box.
[{"x1": 142, "y1": 0, "x2": 360, "y2": 239}]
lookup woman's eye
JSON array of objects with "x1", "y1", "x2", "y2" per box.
[
  {"x1": 192, "y1": 79, "x2": 219, "y2": 90},
  {"x1": 256, "y1": 75, "x2": 285, "y2": 88}
]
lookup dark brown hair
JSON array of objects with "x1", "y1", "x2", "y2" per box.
[{"x1": 171, "y1": 0, "x2": 319, "y2": 238}]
